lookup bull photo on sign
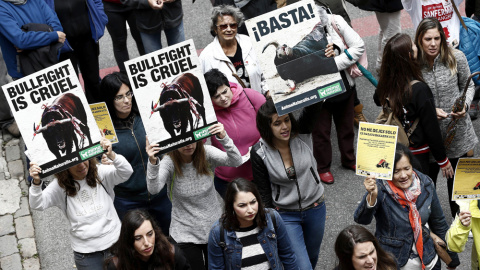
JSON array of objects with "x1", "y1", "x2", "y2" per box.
[
  {"x1": 33, "y1": 93, "x2": 93, "y2": 159},
  {"x1": 150, "y1": 73, "x2": 206, "y2": 138}
]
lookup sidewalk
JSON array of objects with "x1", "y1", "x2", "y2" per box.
[{"x1": 0, "y1": 130, "x2": 39, "y2": 270}]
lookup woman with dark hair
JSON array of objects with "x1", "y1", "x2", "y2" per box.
[
  {"x1": 204, "y1": 68, "x2": 265, "y2": 198},
  {"x1": 374, "y1": 33, "x2": 453, "y2": 176},
  {"x1": 28, "y1": 135, "x2": 133, "y2": 270},
  {"x1": 208, "y1": 178, "x2": 297, "y2": 269},
  {"x1": 334, "y1": 225, "x2": 396, "y2": 270},
  {"x1": 354, "y1": 143, "x2": 459, "y2": 269},
  {"x1": 250, "y1": 98, "x2": 325, "y2": 270},
  {"x1": 105, "y1": 209, "x2": 190, "y2": 270},
  {"x1": 146, "y1": 123, "x2": 242, "y2": 270},
  {"x1": 200, "y1": 5, "x2": 267, "y2": 95},
  {"x1": 99, "y1": 72, "x2": 172, "y2": 235},
  {"x1": 415, "y1": 17, "x2": 478, "y2": 218}
]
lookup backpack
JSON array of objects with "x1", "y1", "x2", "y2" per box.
[{"x1": 374, "y1": 81, "x2": 421, "y2": 147}]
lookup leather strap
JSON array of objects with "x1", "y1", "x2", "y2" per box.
[{"x1": 451, "y1": 0, "x2": 467, "y2": 30}]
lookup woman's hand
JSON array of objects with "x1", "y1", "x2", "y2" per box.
[
  {"x1": 148, "y1": 0, "x2": 164, "y2": 9},
  {"x1": 325, "y1": 43, "x2": 335, "y2": 58},
  {"x1": 145, "y1": 136, "x2": 160, "y2": 165},
  {"x1": 100, "y1": 130, "x2": 116, "y2": 161},
  {"x1": 101, "y1": 154, "x2": 113, "y2": 165},
  {"x1": 209, "y1": 123, "x2": 226, "y2": 139},
  {"x1": 436, "y1": 108, "x2": 449, "y2": 120},
  {"x1": 29, "y1": 162, "x2": 42, "y2": 185},
  {"x1": 440, "y1": 162, "x2": 454, "y2": 179},
  {"x1": 451, "y1": 104, "x2": 467, "y2": 119},
  {"x1": 459, "y1": 211, "x2": 472, "y2": 227},
  {"x1": 364, "y1": 176, "x2": 377, "y2": 206}
]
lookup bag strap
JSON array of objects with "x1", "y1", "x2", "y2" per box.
[
  {"x1": 330, "y1": 15, "x2": 348, "y2": 49},
  {"x1": 226, "y1": 63, "x2": 247, "y2": 89},
  {"x1": 242, "y1": 89, "x2": 256, "y2": 111},
  {"x1": 451, "y1": 0, "x2": 467, "y2": 30}
]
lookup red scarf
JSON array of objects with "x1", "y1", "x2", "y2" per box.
[{"x1": 384, "y1": 172, "x2": 425, "y2": 269}]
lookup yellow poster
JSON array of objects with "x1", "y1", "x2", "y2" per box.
[
  {"x1": 452, "y1": 158, "x2": 480, "y2": 200},
  {"x1": 89, "y1": 102, "x2": 118, "y2": 144},
  {"x1": 356, "y1": 122, "x2": 398, "y2": 180}
]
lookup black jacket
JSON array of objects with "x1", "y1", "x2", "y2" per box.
[{"x1": 346, "y1": 0, "x2": 403, "y2": 13}]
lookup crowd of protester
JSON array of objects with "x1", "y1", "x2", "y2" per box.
[{"x1": 2, "y1": 0, "x2": 480, "y2": 269}]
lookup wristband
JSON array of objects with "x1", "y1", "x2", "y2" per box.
[{"x1": 32, "y1": 180, "x2": 41, "y2": 186}]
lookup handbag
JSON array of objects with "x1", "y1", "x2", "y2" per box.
[
  {"x1": 374, "y1": 81, "x2": 420, "y2": 146},
  {"x1": 429, "y1": 231, "x2": 452, "y2": 265},
  {"x1": 330, "y1": 15, "x2": 368, "y2": 78}
]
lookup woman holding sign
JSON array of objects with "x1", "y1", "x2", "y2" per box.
[
  {"x1": 251, "y1": 98, "x2": 325, "y2": 270},
  {"x1": 374, "y1": 33, "x2": 453, "y2": 177},
  {"x1": 146, "y1": 123, "x2": 242, "y2": 270},
  {"x1": 200, "y1": 5, "x2": 268, "y2": 95},
  {"x1": 354, "y1": 143, "x2": 459, "y2": 269},
  {"x1": 28, "y1": 134, "x2": 133, "y2": 270}
]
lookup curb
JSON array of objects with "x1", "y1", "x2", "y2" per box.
[{"x1": 0, "y1": 130, "x2": 40, "y2": 270}]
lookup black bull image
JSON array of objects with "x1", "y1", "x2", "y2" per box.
[
  {"x1": 262, "y1": 22, "x2": 339, "y2": 91},
  {"x1": 33, "y1": 93, "x2": 93, "y2": 159},
  {"x1": 151, "y1": 73, "x2": 206, "y2": 138}
]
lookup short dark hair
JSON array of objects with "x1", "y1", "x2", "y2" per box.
[
  {"x1": 99, "y1": 72, "x2": 138, "y2": 121},
  {"x1": 222, "y1": 179, "x2": 267, "y2": 231},
  {"x1": 204, "y1": 68, "x2": 230, "y2": 97},
  {"x1": 107, "y1": 209, "x2": 175, "y2": 270},
  {"x1": 394, "y1": 143, "x2": 415, "y2": 171},
  {"x1": 335, "y1": 225, "x2": 396, "y2": 270},
  {"x1": 256, "y1": 98, "x2": 299, "y2": 148}
]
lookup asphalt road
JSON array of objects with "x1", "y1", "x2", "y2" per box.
[{"x1": 31, "y1": 1, "x2": 476, "y2": 269}]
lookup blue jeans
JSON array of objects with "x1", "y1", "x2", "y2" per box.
[
  {"x1": 278, "y1": 201, "x2": 326, "y2": 270},
  {"x1": 113, "y1": 188, "x2": 172, "y2": 236},
  {"x1": 73, "y1": 249, "x2": 110, "y2": 270},
  {"x1": 140, "y1": 21, "x2": 185, "y2": 53}
]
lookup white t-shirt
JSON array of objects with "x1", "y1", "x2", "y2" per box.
[{"x1": 402, "y1": 0, "x2": 464, "y2": 46}]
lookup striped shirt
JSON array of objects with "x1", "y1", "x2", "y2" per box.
[{"x1": 236, "y1": 224, "x2": 271, "y2": 270}]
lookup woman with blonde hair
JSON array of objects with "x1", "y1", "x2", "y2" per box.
[{"x1": 415, "y1": 17, "x2": 478, "y2": 218}]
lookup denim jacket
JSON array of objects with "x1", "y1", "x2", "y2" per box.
[
  {"x1": 208, "y1": 209, "x2": 298, "y2": 270},
  {"x1": 354, "y1": 170, "x2": 460, "y2": 268}
]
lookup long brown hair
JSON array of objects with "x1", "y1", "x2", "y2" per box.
[
  {"x1": 106, "y1": 209, "x2": 175, "y2": 270},
  {"x1": 415, "y1": 17, "x2": 457, "y2": 75},
  {"x1": 335, "y1": 225, "x2": 397, "y2": 270},
  {"x1": 168, "y1": 140, "x2": 210, "y2": 177},
  {"x1": 377, "y1": 33, "x2": 423, "y2": 117},
  {"x1": 55, "y1": 158, "x2": 99, "y2": 197}
]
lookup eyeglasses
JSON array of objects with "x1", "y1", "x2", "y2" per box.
[
  {"x1": 114, "y1": 91, "x2": 134, "y2": 101},
  {"x1": 217, "y1": 23, "x2": 238, "y2": 31}
]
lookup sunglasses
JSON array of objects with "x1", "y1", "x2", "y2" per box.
[{"x1": 217, "y1": 23, "x2": 238, "y2": 31}]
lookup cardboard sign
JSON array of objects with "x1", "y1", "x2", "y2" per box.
[
  {"x1": 356, "y1": 122, "x2": 398, "y2": 180},
  {"x1": 2, "y1": 60, "x2": 103, "y2": 177},
  {"x1": 125, "y1": 39, "x2": 217, "y2": 155},
  {"x1": 89, "y1": 102, "x2": 118, "y2": 144},
  {"x1": 245, "y1": 0, "x2": 345, "y2": 115},
  {"x1": 452, "y1": 158, "x2": 480, "y2": 200}
]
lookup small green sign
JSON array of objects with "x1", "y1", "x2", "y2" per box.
[
  {"x1": 193, "y1": 126, "x2": 211, "y2": 140},
  {"x1": 79, "y1": 144, "x2": 103, "y2": 160},
  {"x1": 317, "y1": 82, "x2": 342, "y2": 98}
]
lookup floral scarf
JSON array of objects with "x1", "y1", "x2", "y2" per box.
[{"x1": 383, "y1": 172, "x2": 425, "y2": 269}]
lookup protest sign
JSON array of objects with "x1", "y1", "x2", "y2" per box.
[
  {"x1": 90, "y1": 102, "x2": 118, "y2": 144},
  {"x1": 245, "y1": 0, "x2": 345, "y2": 115},
  {"x1": 125, "y1": 39, "x2": 217, "y2": 155},
  {"x1": 452, "y1": 158, "x2": 480, "y2": 200},
  {"x1": 2, "y1": 60, "x2": 103, "y2": 177},
  {"x1": 356, "y1": 122, "x2": 398, "y2": 180}
]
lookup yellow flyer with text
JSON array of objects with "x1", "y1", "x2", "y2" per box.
[
  {"x1": 89, "y1": 102, "x2": 118, "y2": 144},
  {"x1": 452, "y1": 158, "x2": 480, "y2": 200},
  {"x1": 356, "y1": 122, "x2": 397, "y2": 180}
]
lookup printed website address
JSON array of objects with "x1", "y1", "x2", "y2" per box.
[
  {"x1": 281, "y1": 94, "x2": 317, "y2": 110},
  {"x1": 159, "y1": 137, "x2": 193, "y2": 151},
  {"x1": 42, "y1": 156, "x2": 79, "y2": 174}
]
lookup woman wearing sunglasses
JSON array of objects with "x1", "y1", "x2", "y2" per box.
[{"x1": 200, "y1": 5, "x2": 268, "y2": 96}]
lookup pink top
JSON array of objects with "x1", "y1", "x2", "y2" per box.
[{"x1": 211, "y1": 82, "x2": 266, "y2": 182}]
